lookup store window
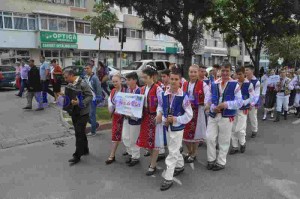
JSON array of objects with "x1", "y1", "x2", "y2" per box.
[
  {"x1": 41, "y1": 50, "x2": 62, "y2": 66},
  {"x1": 0, "y1": 49, "x2": 31, "y2": 65},
  {"x1": 72, "y1": 50, "x2": 91, "y2": 65}
]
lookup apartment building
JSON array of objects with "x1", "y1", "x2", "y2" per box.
[{"x1": 0, "y1": 0, "x2": 242, "y2": 68}]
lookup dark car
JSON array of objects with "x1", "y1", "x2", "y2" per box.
[
  {"x1": 62, "y1": 65, "x2": 86, "y2": 84},
  {"x1": 0, "y1": 66, "x2": 16, "y2": 88}
]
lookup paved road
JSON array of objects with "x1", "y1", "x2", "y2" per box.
[
  {"x1": 0, "y1": 112, "x2": 300, "y2": 199},
  {"x1": 0, "y1": 88, "x2": 68, "y2": 148}
]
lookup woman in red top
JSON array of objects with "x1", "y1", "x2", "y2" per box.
[{"x1": 50, "y1": 59, "x2": 63, "y2": 102}]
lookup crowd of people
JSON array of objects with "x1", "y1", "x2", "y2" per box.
[{"x1": 15, "y1": 58, "x2": 300, "y2": 191}]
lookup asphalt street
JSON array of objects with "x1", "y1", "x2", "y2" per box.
[
  {"x1": 0, "y1": 113, "x2": 300, "y2": 199},
  {"x1": 1, "y1": 87, "x2": 300, "y2": 198}
]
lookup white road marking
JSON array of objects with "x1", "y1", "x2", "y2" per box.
[{"x1": 292, "y1": 119, "x2": 300, "y2": 124}]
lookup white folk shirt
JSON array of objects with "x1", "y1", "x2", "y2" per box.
[
  {"x1": 157, "y1": 88, "x2": 193, "y2": 127},
  {"x1": 249, "y1": 76, "x2": 261, "y2": 106},
  {"x1": 205, "y1": 78, "x2": 243, "y2": 112}
]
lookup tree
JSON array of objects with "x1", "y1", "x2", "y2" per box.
[
  {"x1": 266, "y1": 35, "x2": 300, "y2": 67},
  {"x1": 105, "y1": 0, "x2": 213, "y2": 74},
  {"x1": 84, "y1": 2, "x2": 118, "y2": 67},
  {"x1": 212, "y1": 0, "x2": 297, "y2": 76}
]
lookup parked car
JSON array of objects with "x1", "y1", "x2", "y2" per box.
[
  {"x1": 0, "y1": 66, "x2": 16, "y2": 89},
  {"x1": 120, "y1": 60, "x2": 170, "y2": 85},
  {"x1": 62, "y1": 65, "x2": 86, "y2": 85}
]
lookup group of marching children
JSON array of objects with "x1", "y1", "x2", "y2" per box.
[{"x1": 105, "y1": 62, "x2": 265, "y2": 191}]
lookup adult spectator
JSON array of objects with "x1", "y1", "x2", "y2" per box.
[
  {"x1": 84, "y1": 64, "x2": 102, "y2": 136},
  {"x1": 40, "y1": 56, "x2": 54, "y2": 104},
  {"x1": 15, "y1": 61, "x2": 21, "y2": 91},
  {"x1": 259, "y1": 66, "x2": 265, "y2": 81},
  {"x1": 97, "y1": 61, "x2": 110, "y2": 96},
  {"x1": 63, "y1": 68, "x2": 93, "y2": 165},
  {"x1": 90, "y1": 60, "x2": 97, "y2": 74},
  {"x1": 50, "y1": 59, "x2": 63, "y2": 103},
  {"x1": 23, "y1": 60, "x2": 43, "y2": 111},
  {"x1": 16, "y1": 60, "x2": 31, "y2": 97}
]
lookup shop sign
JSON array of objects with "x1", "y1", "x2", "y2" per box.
[
  {"x1": 40, "y1": 31, "x2": 77, "y2": 43},
  {"x1": 41, "y1": 43, "x2": 78, "y2": 49},
  {"x1": 147, "y1": 46, "x2": 166, "y2": 53}
]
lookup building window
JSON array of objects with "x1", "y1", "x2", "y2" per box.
[
  {"x1": 0, "y1": 49, "x2": 31, "y2": 65},
  {"x1": 76, "y1": 22, "x2": 84, "y2": 33},
  {"x1": 71, "y1": 0, "x2": 86, "y2": 8},
  {"x1": 58, "y1": 18, "x2": 67, "y2": 32},
  {"x1": 67, "y1": 20, "x2": 74, "y2": 32},
  {"x1": 3, "y1": 12, "x2": 13, "y2": 29},
  {"x1": 49, "y1": 18, "x2": 58, "y2": 31},
  {"x1": 214, "y1": 40, "x2": 218, "y2": 47},
  {"x1": 128, "y1": 7, "x2": 133, "y2": 15},
  {"x1": 41, "y1": 17, "x2": 48, "y2": 30},
  {"x1": 28, "y1": 18, "x2": 36, "y2": 30},
  {"x1": 84, "y1": 24, "x2": 90, "y2": 34},
  {"x1": 205, "y1": 39, "x2": 207, "y2": 46},
  {"x1": 109, "y1": 28, "x2": 119, "y2": 37}
]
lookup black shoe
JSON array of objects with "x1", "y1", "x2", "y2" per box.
[
  {"x1": 157, "y1": 154, "x2": 166, "y2": 162},
  {"x1": 173, "y1": 167, "x2": 184, "y2": 177},
  {"x1": 251, "y1": 132, "x2": 257, "y2": 138},
  {"x1": 185, "y1": 156, "x2": 195, "y2": 163},
  {"x1": 146, "y1": 166, "x2": 156, "y2": 176},
  {"x1": 68, "y1": 157, "x2": 80, "y2": 164},
  {"x1": 284, "y1": 111, "x2": 288, "y2": 120},
  {"x1": 160, "y1": 180, "x2": 173, "y2": 191},
  {"x1": 179, "y1": 147, "x2": 183, "y2": 153},
  {"x1": 105, "y1": 157, "x2": 115, "y2": 165},
  {"x1": 240, "y1": 144, "x2": 246, "y2": 153},
  {"x1": 212, "y1": 163, "x2": 225, "y2": 171},
  {"x1": 229, "y1": 148, "x2": 239, "y2": 155},
  {"x1": 23, "y1": 106, "x2": 32, "y2": 110},
  {"x1": 35, "y1": 107, "x2": 44, "y2": 111},
  {"x1": 15, "y1": 94, "x2": 22, "y2": 97},
  {"x1": 125, "y1": 157, "x2": 132, "y2": 164},
  {"x1": 122, "y1": 152, "x2": 129, "y2": 156},
  {"x1": 274, "y1": 112, "x2": 280, "y2": 122},
  {"x1": 83, "y1": 148, "x2": 89, "y2": 156},
  {"x1": 144, "y1": 151, "x2": 151, "y2": 157},
  {"x1": 128, "y1": 159, "x2": 139, "y2": 167},
  {"x1": 207, "y1": 161, "x2": 215, "y2": 170}
]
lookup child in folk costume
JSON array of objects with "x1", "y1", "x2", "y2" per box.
[
  {"x1": 122, "y1": 72, "x2": 142, "y2": 167},
  {"x1": 262, "y1": 69, "x2": 276, "y2": 120},
  {"x1": 161, "y1": 69, "x2": 171, "y2": 91},
  {"x1": 182, "y1": 65, "x2": 209, "y2": 163},
  {"x1": 274, "y1": 69, "x2": 291, "y2": 122},
  {"x1": 136, "y1": 66, "x2": 164, "y2": 176},
  {"x1": 205, "y1": 62, "x2": 243, "y2": 171},
  {"x1": 245, "y1": 65, "x2": 261, "y2": 138},
  {"x1": 105, "y1": 74, "x2": 126, "y2": 164},
  {"x1": 157, "y1": 68, "x2": 193, "y2": 191},
  {"x1": 289, "y1": 69, "x2": 300, "y2": 118},
  {"x1": 230, "y1": 67, "x2": 255, "y2": 155}
]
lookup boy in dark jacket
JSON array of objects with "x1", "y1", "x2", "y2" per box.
[{"x1": 23, "y1": 60, "x2": 43, "y2": 111}]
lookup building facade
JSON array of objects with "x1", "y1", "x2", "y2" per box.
[{"x1": 0, "y1": 0, "x2": 240, "y2": 68}]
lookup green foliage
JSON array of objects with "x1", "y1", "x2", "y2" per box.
[
  {"x1": 105, "y1": 0, "x2": 213, "y2": 69},
  {"x1": 266, "y1": 35, "x2": 300, "y2": 66},
  {"x1": 212, "y1": 0, "x2": 297, "y2": 74},
  {"x1": 84, "y1": 2, "x2": 118, "y2": 41}
]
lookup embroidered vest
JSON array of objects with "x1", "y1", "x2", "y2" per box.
[
  {"x1": 209, "y1": 81, "x2": 238, "y2": 118},
  {"x1": 162, "y1": 93, "x2": 186, "y2": 131},
  {"x1": 203, "y1": 79, "x2": 210, "y2": 86},
  {"x1": 250, "y1": 79, "x2": 260, "y2": 106},
  {"x1": 127, "y1": 87, "x2": 142, "y2": 125},
  {"x1": 141, "y1": 84, "x2": 159, "y2": 114},
  {"x1": 240, "y1": 82, "x2": 251, "y2": 110},
  {"x1": 182, "y1": 80, "x2": 204, "y2": 107}
]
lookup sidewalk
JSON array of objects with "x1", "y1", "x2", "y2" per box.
[{"x1": 0, "y1": 90, "x2": 72, "y2": 149}]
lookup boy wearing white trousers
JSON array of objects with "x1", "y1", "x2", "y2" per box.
[
  {"x1": 122, "y1": 72, "x2": 141, "y2": 166},
  {"x1": 156, "y1": 69, "x2": 193, "y2": 191},
  {"x1": 274, "y1": 69, "x2": 291, "y2": 122},
  {"x1": 245, "y1": 65, "x2": 260, "y2": 138},
  {"x1": 205, "y1": 62, "x2": 243, "y2": 171},
  {"x1": 289, "y1": 69, "x2": 300, "y2": 118},
  {"x1": 230, "y1": 67, "x2": 255, "y2": 155}
]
